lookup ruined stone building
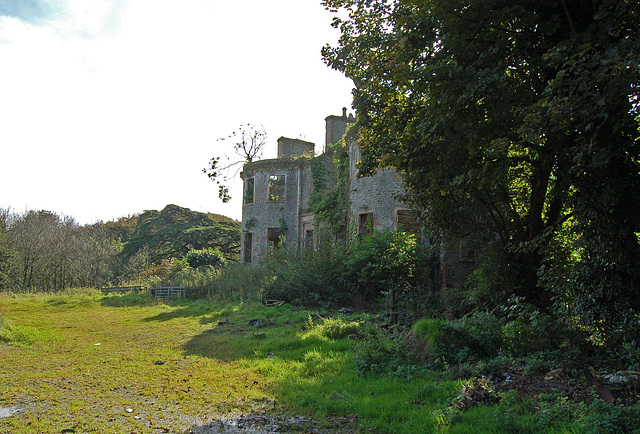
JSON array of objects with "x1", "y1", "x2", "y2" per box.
[{"x1": 239, "y1": 109, "x2": 475, "y2": 289}]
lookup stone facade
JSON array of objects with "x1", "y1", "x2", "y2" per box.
[
  {"x1": 239, "y1": 110, "x2": 476, "y2": 289},
  {"x1": 348, "y1": 137, "x2": 412, "y2": 234},
  {"x1": 240, "y1": 138, "x2": 315, "y2": 264}
]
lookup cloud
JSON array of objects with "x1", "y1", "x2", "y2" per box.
[
  {"x1": 0, "y1": 0, "x2": 354, "y2": 224},
  {"x1": 0, "y1": 0, "x2": 57, "y2": 24}
]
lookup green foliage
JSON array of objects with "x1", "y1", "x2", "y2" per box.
[
  {"x1": 97, "y1": 214, "x2": 138, "y2": 243},
  {"x1": 414, "y1": 312, "x2": 504, "y2": 366},
  {"x1": 580, "y1": 401, "x2": 640, "y2": 434},
  {"x1": 208, "y1": 263, "x2": 266, "y2": 303},
  {"x1": 342, "y1": 229, "x2": 430, "y2": 310},
  {"x1": 353, "y1": 332, "x2": 420, "y2": 378},
  {"x1": 120, "y1": 204, "x2": 240, "y2": 264},
  {"x1": 308, "y1": 139, "x2": 350, "y2": 236},
  {"x1": 323, "y1": 0, "x2": 640, "y2": 344},
  {"x1": 263, "y1": 242, "x2": 350, "y2": 306},
  {"x1": 501, "y1": 296, "x2": 567, "y2": 355},
  {"x1": 185, "y1": 248, "x2": 226, "y2": 269},
  {"x1": 261, "y1": 229, "x2": 430, "y2": 311},
  {"x1": 303, "y1": 315, "x2": 365, "y2": 340}
]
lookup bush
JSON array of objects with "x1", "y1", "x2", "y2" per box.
[
  {"x1": 342, "y1": 229, "x2": 431, "y2": 312},
  {"x1": 209, "y1": 263, "x2": 266, "y2": 303},
  {"x1": 303, "y1": 315, "x2": 365, "y2": 340},
  {"x1": 413, "y1": 312, "x2": 505, "y2": 365},
  {"x1": 501, "y1": 296, "x2": 568, "y2": 355},
  {"x1": 580, "y1": 400, "x2": 640, "y2": 434},
  {"x1": 259, "y1": 229, "x2": 432, "y2": 312},
  {"x1": 263, "y1": 243, "x2": 350, "y2": 307},
  {"x1": 185, "y1": 248, "x2": 226, "y2": 269}
]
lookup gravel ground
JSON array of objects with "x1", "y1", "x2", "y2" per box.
[{"x1": 187, "y1": 411, "x2": 361, "y2": 433}]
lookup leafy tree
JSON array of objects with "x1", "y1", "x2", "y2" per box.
[
  {"x1": 204, "y1": 123, "x2": 267, "y2": 203},
  {"x1": 322, "y1": 0, "x2": 640, "y2": 341},
  {"x1": 120, "y1": 204, "x2": 240, "y2": 264},
  {"x1": 0, "y1": 209, "x2": 16, "y2": 289}
]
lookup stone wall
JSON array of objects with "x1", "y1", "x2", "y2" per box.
[
  {"x1": 348, "y1": 136, "x2": 408, "y2": 233},
  {"x1": 239, "y1": 110, "x2": 477, "y2": 289},
  {"x1": 240, "y1": 158, "x2": 312, "y2": 264},
  {"x1": 277, "y1": 137, "x2": 315, "y2": 159}
]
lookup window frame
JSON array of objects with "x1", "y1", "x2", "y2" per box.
[{"x1": 267, "y1": 174, "x2": 286, "y2": 202}]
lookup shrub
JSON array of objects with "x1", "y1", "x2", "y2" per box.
[
  {"x1": 263, "y1": 243, "x2": 350, "y2": 307},
  {"x1": 185, "y1": 248, "x2": 226, "y2": 269},
  {"x1": 501, "y1": 296, "x2": 568, "y2": 355},
  {"x1": 342, "y1": 229, "x2": 431, "y2": 312},
  {"x1": 303, "y1": 315, "x2": 364, "y2": 340},
  {"x1": 580, "y1": 400, "x2": 640, "y2": 434},
  {"x1": 413, "y1": 312, "x2": 505, "y2": 365},
  {"x1": 209, "y1": 263, "x2": 266, "y2": 303}
]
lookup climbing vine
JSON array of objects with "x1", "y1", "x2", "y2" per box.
[{"x1": 308, "y1": 138, "x2": 351, "y2": 237}]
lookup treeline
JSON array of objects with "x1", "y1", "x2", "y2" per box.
[
  {"x1": 0, "y1": 204, "x2": 240, "y2": 292},
  {"x1": 321, "y1": 0, "x2": 640, "y2": 348}
]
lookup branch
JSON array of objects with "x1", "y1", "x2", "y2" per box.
[{"x1": 561, "y1": 0, "x2": 578, "y2": 33}]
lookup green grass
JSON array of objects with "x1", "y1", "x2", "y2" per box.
[{"x1": 0, "y1": 292, "x2": 593, "y2": 433}]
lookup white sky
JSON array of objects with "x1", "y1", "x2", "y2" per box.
[{"x1": 0, "y1": 0, "x2": 353, "y2": 224}]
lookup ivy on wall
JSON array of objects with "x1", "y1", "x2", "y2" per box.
[{"x1": 308, "y1": 138, "x2": 351, "y2": 237}]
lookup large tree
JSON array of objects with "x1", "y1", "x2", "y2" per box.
[
  {"x1": 120, "y1": 204, "x2": 241, "y2": 264},
  {"x1": 323, "y1": 0, "x2": 640, "y2": 340}
]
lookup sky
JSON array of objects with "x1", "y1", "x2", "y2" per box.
[{"x1": 0, "y1": 0, "x2": 354, "y2": 224}]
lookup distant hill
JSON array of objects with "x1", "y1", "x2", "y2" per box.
[{"x1": 117, "y1": 204, "x2": 241, "y2": 263}]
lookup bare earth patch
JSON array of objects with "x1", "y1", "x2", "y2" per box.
[{"x1": 189, "y1": 411, "x2": 360, "y2": 433}]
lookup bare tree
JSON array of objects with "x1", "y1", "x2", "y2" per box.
[{"x1": 203, "y1": 123, "x2": 267, "y2": 203}]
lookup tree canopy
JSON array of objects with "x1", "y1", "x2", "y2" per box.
[
  {"x1": 323, "y1": 0, "x2": 640, "y2": 342},
  {"x1": 119, "y1": 204, "x2": 240, "y2": 264}
]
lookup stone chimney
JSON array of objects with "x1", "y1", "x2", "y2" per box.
[
  {"x1": 325, "y1": 107, "x2": 354, "y2": 148},
  {"x1": 277, "y1": 137, "x2": 315, "y2": 158}
]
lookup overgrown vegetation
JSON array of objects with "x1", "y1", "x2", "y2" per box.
[
  {"x1": 0, "y1": 204, "x2": 240, "y2": 292},
  {"x1": 308, "y1": 138, "x2": 351, "y2": 236},
  {"x1": 322, "y1": 0, "x2": 640, "y2": 348},
  {"x1": 2, "y1": 2, "x2": 639, "y2": 431},
  {"x1": 2, "y1": 292, "x2": 638, "y2": 433}
]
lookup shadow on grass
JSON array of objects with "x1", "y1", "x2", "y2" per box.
[
  {"x1": 179, "y1": 303, "x2": 312, "y2": 360},
  {"x1": 99, "y1": 291, "x2": 155, "y2": 307},
  {"x1": 140, "y1": 298, "x2": 249, "y2": 326}
]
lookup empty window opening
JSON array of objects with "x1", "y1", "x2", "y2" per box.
[
  {"x1": 305, "y1": 229, "x2": 314, "y2": 249},
  {"x1": 459, "y1": 239, "x2": 479, "y2": 262},
  {"x1": 358, "y1": 213, "x2": 374, "y2": 238},
  {"x1": 267, "y1": 228, "x2": 283, "y2": 254},
  {"x1": 243, "y1": 232, "x2": 253, "y2": 263},
  {"x1": 268, "y1": 175, "x2": 285, "y2": 202},
  {"x1": 244, "y1": 178, "x2": 255, "y2": 205},
  {"x1": 396, "y1": 210, "x2": 421, "y2": 235}
]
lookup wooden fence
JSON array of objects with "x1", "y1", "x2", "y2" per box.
[
  {"x1": 151, "y1": 286, "x2": 186, "y2": 300},
  {"x1": 102, "y1": 285, "x2": 206, "y2": 300}
]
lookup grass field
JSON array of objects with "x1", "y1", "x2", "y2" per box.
[{"x1": 0, "y1": 291, "x2": 601, "y2": 433}]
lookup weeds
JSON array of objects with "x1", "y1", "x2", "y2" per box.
[{"x1": 2, "y1": 292, "x2": 639, "y2": 433}]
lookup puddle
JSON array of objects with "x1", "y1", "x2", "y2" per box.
[{"x1": 0, "y1": 406, "x2": 23, "y2": 418}]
